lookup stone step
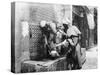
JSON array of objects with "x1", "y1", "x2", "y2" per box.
[
  {"x1": 21, "y1": 48, "x2": 86, "y2": 73},
  {"x1": 21, "y1": 57, "x2": 67, "y2": 73}
]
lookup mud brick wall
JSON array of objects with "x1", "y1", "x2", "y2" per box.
[
  {"x1": 21, "y1": 57, "x2": 67, "y2": 73},
  {"x1": 30, "y1": 4, "x2": 56, "y2": 22}
]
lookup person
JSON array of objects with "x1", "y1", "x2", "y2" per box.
[
  {"x1": 56, "y1": 23, "x2": 65, "y2": 54},
  {"x1": 55, "y1": 18, "x2": 82, "y2": 69},
  {"x1": 40, "y1": 20, "x2": 59, "y2": 58},
  {"x1": 40, "y1": 20, "x2": 57, "y2": 45}
]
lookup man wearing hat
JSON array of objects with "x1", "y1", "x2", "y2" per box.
[
  {"x1": 55, "y1": 18, "x2": 82, "y2": 69},
  {"x1": 40, "y1": 20, "x2": 60, "y2": 58}
]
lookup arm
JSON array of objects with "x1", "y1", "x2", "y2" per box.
[
  {"x1": 67, "y1": 39, "x2": 75, "y2": 46},
  {"x1": 73, "y1": 26, "x2": 81, "y2": 35},
  {"x1": 55, "y1": 40, "x2": 68, "y2": 47},
  {"x1": 55, "y1": 38, "x2": 75, "y2": 47}
]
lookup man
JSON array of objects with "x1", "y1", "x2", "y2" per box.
[
  {"x1": 56, "y1": 23, "x2": 65, "y2": 54},
  {"x1": 40, "y1": 20, "x2": 59, "y2": 58},
  {"x1": 55, "y1": 19, "x2": 82, "y2": 69}
]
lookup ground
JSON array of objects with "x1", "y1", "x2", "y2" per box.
[{"x1": 82, "y1": 46, "x2": 98, "y2": 69}]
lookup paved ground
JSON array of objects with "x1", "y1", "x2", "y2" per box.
[{"x1": 82, "y1": 46, "x2": 98, "y2": 69}]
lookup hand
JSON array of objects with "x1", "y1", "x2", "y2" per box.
[
  {"x1": 63, "y1": 40, "x2": 69, "y2": 47},
  {"x1": 59, "y1": 30, "x2": 65, "y2": 35},
  {"x1": 67, "y1": 39, "x2": 75, "y2": 46}
]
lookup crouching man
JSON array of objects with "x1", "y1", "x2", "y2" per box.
[{"x1": 40, "y1": 20, "x2": 60, "y2": 58}]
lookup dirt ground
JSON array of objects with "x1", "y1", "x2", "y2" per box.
[{"x1": 82, "y1": 46, "x2": 98, "y2": 69}]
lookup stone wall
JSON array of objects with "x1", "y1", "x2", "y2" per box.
[
  {"x1": 14, "y1": 2, "x2": 57, "y2": 73},
  {"x1": 21, "y1": 57, "x2": 67, "y2": 73},
  {"x1": 13, "y1": 2, "x2": 71, "y2": 73}
]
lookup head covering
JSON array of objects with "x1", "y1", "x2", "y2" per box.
[
  {"x1": 57, "y1": 22, "x2": 64, "y2": 30},
  {"x1": 40, "y1": 20, "x2": 47, "y2": 27},
  {"x1": 49, "y1": 22, "x2": 57, "y2": 34}
]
